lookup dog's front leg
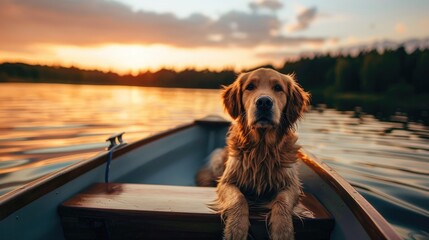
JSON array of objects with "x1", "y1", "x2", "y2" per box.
[
  {"x1": 267, "y1": 187, "x2": 300, "y2": 240},
  {"x1": 215, "y1": 183, "x2": 250, "y2": 240}
]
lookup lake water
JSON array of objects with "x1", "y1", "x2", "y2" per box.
[{"x1": 0, "y1": 83, "x2": 428, "y2": 239}]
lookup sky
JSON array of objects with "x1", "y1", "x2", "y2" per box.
[{"x1": 1, "y1": 0, "x2": 429, "y2": 74}]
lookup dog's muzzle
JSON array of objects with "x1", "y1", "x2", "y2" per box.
[{"x1": 254, "y1": 96, "x2": 274, "y2": 126}]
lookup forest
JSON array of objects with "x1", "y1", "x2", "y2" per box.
[{"x1": 1, "y1": 46, "x2": 428, "y2": 122}]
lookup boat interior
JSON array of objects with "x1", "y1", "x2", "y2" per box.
[{"x1": 57, "y1": 120, "x2": 340, "y2": 239}]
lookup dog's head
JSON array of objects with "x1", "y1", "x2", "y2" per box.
[{"x1": 222, "y1": 68, "x2": 309, "y2": 131}]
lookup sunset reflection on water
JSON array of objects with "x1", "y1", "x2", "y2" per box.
[{"x1": 0, "y1": 83, "x2": 225, "y2": 193}]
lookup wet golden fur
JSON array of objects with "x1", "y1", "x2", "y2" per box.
[{"x1": 196, "y1": 68, "x2": 310, "y2": 240}]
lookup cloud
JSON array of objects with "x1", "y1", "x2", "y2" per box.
[
  {"x1": 0, "y1": 0, "x2": 325, "y2": 52},
  {"x1": 249, "y1": 0, "x2": 283, "y2": 12},
  {"x1": 287, "y1": 6, "x2": 318, "y2": 32}
]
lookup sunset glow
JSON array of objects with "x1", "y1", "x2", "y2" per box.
[
  {"x1": 1, "y1": 44, "x2": 282, "y2": 74},
  {"x1": 1, "y1": 0, "x2": 429, "y2": 73}
]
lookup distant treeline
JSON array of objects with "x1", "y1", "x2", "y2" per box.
[
  {"x1": 280, "y1": 47, "x2": 429, "y2": 95},
  {"x1": 0, "y1": 63, "x2": 236, "y2": 89},
  {"x1": 1, "y1": 46, "x2": 428, "y2": 95}
]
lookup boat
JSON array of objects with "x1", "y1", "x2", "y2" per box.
[{"x1": 0, "y1": 116, "x2": 400, "y2": 239}]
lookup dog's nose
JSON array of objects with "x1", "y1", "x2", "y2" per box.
[{"x1": 256, "y1": 96, "x2": 273, "y2": 111}]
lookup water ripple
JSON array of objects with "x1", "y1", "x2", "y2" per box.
[{"x1": 0, "y1": 83, "x2": 428, "y2": 239}]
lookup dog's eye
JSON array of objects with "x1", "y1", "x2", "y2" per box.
[
  {"x1": 245, "y1": 83, "x2": 255, "y2": 91},
  {"x1": 273, "y1": 84, "x2": 283, "y2": 92}
]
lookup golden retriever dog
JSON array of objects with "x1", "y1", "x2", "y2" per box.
[{"x1": 197, "y1": 68, "x2": 310, "y2": 240}]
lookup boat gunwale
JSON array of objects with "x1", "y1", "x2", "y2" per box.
[
  {"x1": 299, "y1": 151, "x2": 401, "y2": 240},
  {"x1": 0, "y1": 121, "x2": 197, "y2": 220}
]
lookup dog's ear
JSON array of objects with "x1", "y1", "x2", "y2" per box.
[
  {"x1": 284, "y1": 74, "x2": 310, "y2": 128},
  {"x1": 222, "y1": 73, "x2": 247, "y2": 119}
]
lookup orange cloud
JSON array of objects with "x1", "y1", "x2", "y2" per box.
[{"x1": 0, "y1": 0, "x2": 325, "y2": 54}]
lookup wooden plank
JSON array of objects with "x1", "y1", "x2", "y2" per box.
[
  {"x1": 61, "y1": 183, "x2": 217, "y2": 218},
  {"x1": 59, "y1": 183, "x2": 334, "y2": 240}
]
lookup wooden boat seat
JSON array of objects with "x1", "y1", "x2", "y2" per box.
[{"x1": 59, "y1": 183, "x2": 334, "y2": 240}]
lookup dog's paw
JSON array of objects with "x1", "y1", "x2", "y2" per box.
[
  {"x1": 269, "y1": 220, "x2": 294, "y2": 240},
  {"x1": 269, "y1": 205, "x2": 295, "y2": 240},
  {"x1": 224, "y1": 214, "x2": 250, "y2": 240}
]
